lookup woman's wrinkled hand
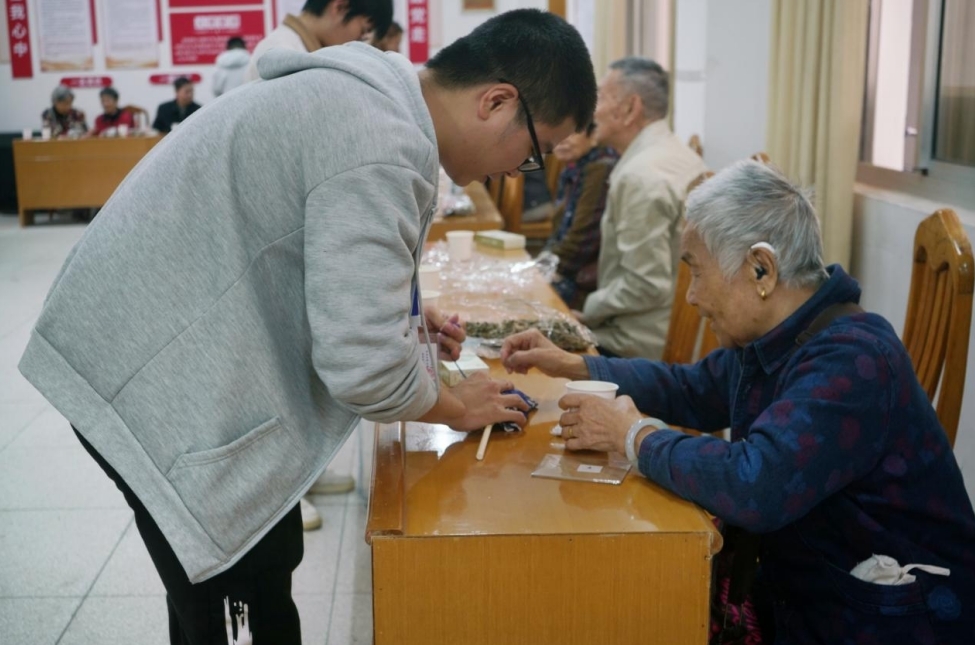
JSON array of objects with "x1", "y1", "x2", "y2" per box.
[
  {"x1": 500, "y1": 329, "x2": 589, "y2": 379},
  {"x1": 557, "y1": 394, "x2": 642, "y2": 453}
]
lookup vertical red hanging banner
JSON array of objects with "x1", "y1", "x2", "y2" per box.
[
  {"x1": 6, "y1": 0, "x2": 34, "y2": 78},
  {"x1": 407, "y1": 0, "x2": 428, "y2": 64}
]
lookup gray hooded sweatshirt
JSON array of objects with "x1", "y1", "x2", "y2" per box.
[{"x1": 19, "y1": 42, "x2": 439, "y2": 582}]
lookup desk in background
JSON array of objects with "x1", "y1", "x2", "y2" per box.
[
  {"x1": 366, "y1": 248, "x2": 720, "y2": 645},
  {"x1": 427, "y1": 181, "x2": 504, "y2": 241},
  {"x1": 12, "y1": 136, "x2": 162, "y2": 226}
]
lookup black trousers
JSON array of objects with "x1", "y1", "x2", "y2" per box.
[{"x1": 75, "y1": 428, "x2": 304, "y2": 644}]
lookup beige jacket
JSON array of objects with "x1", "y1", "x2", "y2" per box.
[{"x1": 583, "y1": 119, "x2": 707, "y2": 358}]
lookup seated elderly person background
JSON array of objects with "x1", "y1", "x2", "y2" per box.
[
  {"x1": 41, "y1": 85, "x2": 88, "y2": 138},
  {"x1": 501, "y1": 160, "x2": 975, "y2": 644},
  {"x1": 538, "y1": 123, "x2": 618, "y2": 310},
  {"x1": 89, "y1": 87, "x2": 135, "y2": 137}
]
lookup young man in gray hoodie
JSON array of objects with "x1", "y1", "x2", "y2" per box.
[{"x1": 19, "y1": 9, "x2": 596, "y2": 643}]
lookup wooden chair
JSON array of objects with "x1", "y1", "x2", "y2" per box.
[
  {"x1": 688, "y1": 134, "x2": 703, "y2": 157},
  {"x1": 485, "y1": 178, "x2": 503, "y2": 209},
  {"x1": 544, "y1": 154, "x2": 565, "y2": 199},
  {"x1": 499, "y1": 172, "x2": 554, "y2": 240},
  {"x1": 661, "y1": 170, "x2": 720, "y2": 364},
  {"x1": 122, "y1": 105, "x2": 150, "y2": 130},
  {"x1": 750, "y1": 151, "x2": 771, "y2": 164},
  {"x1": 902, "y1": 208, "x2": 974, "y2": 447}
]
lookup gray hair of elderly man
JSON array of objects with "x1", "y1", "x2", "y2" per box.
[
  {"x1": 609, "y1": 57, "x2": 669, "y2": 121},
  {"x1": 685, "y1": 159, "x2": 829, "y2": 290}
]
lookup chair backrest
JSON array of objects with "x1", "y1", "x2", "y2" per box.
[
  {"x1": 498, "y1": 173, "x2": 525, "y2": 233},
  {"x1": 661, "y1": 170, "x2": 720, "y2": 364},
  {"x1": 750, "y1": 151, "x2": 771, "y2": 164},
  {"x1": 122, "y1": 105, "x2": 150, "y2": 130},
  {"x1": 544, "y1": 154, "x2": 564, "y2": 198},
  {"x1": 486, "y1": 178, "x2": 503, "y2": 209},
  {"x1": 902, "y1": 208, "x2": 974, "y2": 447},
  {"x1": 688, "y1": 134, "x2": 703, "y2": 157}
]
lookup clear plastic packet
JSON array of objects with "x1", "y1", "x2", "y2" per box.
[{"x1": 531, "y1": 452, "x2": 631, "y2": 485}]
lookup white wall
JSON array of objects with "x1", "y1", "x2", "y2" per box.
[
  {"x1": 851, "y1": 186, "x2": 975, "y2": 501},
  {"x1": 700, "y1": 0, "x2": 770, "y2": 170},
  {"x1": 672, "y1": 0, "x2": 707, "y2": 146}
]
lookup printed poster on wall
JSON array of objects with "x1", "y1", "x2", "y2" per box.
[
  {"x1": 36, "y1": 0, "x2": 94, "y2": 71},
  {"x1": 103, "y1": 0, "x2": 159, "y2": 68},
  {"x1": 169, "y1": 10, "x2": 264, "y2": 65}
]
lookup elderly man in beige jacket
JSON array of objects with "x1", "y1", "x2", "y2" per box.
[{"x1": 580, "y1": 57, "x2": 706, "y2": 359}]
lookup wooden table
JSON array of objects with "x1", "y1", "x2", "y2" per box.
[
  {"x1": 366, "y1": 248, "x2": 721, "y2": 645},
  {"x1": 12, "y1": 136, "x2": 162, "y2": 226},
  {"x1": 427, "y1": 181, "x2": 505, "y2": 241}
]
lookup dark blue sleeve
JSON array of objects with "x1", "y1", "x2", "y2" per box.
[
  {"x1": 636, "y1": 331, "x2": 895, "y2": 533},
  {"x1": 584, "y1": 349, "x2": 735, "y2": 432}
]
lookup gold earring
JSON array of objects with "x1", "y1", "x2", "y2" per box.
[{"x1": 760, "y1": 288, "x2": 767, "y2": 300}]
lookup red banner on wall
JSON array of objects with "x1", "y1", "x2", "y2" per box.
[
  {"x1": 170, "y1": 0, "x2": 260, "y2": 6},
  {"x1": 61, "y1": 76, "x2": 113, "y2": 88},
  {"x1": 5, "y1": 0, "x2": 34, "y2": 78},
  {"x1": 169, "y1": 10, "x2": 264, "y2": 65},
  {"x1": 408, "y1": 0, "x2": 429, "y2": 64},
  {"x1": 149, "y1": 73, "x2": 202, "y2": 85}
]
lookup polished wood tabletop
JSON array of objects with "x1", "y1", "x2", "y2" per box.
[
  {"x1": 427, "y1": 181, "x2": 505, "y2": 241},
  {"x1": 366, "y1": 247, "x2": 720, "y2": 645},
  {"x1": 13, "y1": 135, "x2": 162, "y2": 226}
]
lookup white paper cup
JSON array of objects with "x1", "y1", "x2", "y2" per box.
[
  {"x1": 21, "y1": 128, "x2": 32, "y2": 141},
  {"x1": 106, "y1": 127, "x2": 118, "y2": 138},
  {"x1": 418, "y1": 265, "x2": 441, "y2": 291},
  {"x1": 118, "y1": 124, "x2": 129, "y2": 137},
  {"x1": 564, "y1": 380, "x2": 619, "y2": 399},
  {"x1": 445, "y1": 230, "x2": 475, "y2": 261},
  {"x1": 40, "y1": 126, "x2": 52, "y2": 141},
  {"x1": 422, "y1": 290, "x2": 440, "y2": 309}
]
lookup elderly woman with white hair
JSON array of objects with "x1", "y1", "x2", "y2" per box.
[{"x1": 501, "y1": 160, "x2": 975, "y2": 644}]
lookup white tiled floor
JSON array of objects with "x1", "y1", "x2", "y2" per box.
[{"x1": 0, "y1": 214, "x2": 374, "y2": 644}]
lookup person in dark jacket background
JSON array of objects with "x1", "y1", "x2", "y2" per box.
[
  {"x1": 153, "y1": 77, "x2": 201, "y2": 133},
  {"x1": 502, "y1": 159, "x2": 975, "y2": 645}
]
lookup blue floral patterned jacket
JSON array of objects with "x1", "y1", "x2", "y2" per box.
[{"x1": 585, "y1": 265, "x2": 975, "y2": 644}]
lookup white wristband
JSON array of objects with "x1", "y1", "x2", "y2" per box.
[{"x1": 625, "y1": 417, "x2": 668, "y2": 467}]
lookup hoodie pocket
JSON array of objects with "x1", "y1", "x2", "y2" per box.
[{"x1": 166, "y1": 416, "x2": 305, "y2": 554}]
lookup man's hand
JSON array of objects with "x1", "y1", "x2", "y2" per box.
[
  {"x1": 424, "y1": 307, "x2": 465, "y2": 361},
  {"x1": 501, "y1": 329, "x2": 589, "y2": 379},
  {"x1": 448, "y1": 373, "x2": 531, "y2": 432},
  {"x1": 557, "y1": 394, "x2": 643, "y2": 453}
]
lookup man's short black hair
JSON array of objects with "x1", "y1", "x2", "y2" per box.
[
  {"x1": 301, "y1": 0, "x2": 392, "y2": 38},
  {"x1": 386, "y1": 20, "x2": 402, "y2": 36},
  {"x1": 226, "y1": 36, "x2": 246, "y2": 49},
  {"x1": 99, "y1": 87, "x2": 119, "y2": 101},
  {"x1": 425, "y1": 9, "x2": 595, "y2": 131},
  {"x1": 174, "y1": 77, "x2": 192, "y2": 91}
]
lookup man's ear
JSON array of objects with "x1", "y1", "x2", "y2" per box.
[{"x1": 477, "y1": 83, "x2": 517, "y2": 121}]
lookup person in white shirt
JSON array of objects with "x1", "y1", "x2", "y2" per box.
[
  {"x1": 579, "y1": 58, "x2": 707, "y2": 359},
  {"x1": 212, "y1": 37, "x2": 251, "y2": 97},
  {"x1": 244, "y1": 0, "x2": 392, "y2": 82}
]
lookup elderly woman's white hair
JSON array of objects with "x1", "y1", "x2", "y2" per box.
[{"x1": 685, "y1": 159, "x2": 829, "y2": 289}]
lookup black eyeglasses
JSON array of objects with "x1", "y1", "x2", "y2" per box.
[{"x1": 499, "y1": 78, "x2": 545, "y2": 174}]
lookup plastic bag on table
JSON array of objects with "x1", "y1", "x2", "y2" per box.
[{"x1": 463, "y1": 299, "x2": 598, "y2": 354}]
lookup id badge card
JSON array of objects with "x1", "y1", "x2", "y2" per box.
[{"x1": 411, "y1": 285, "x2": 439, "y2": 381}]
